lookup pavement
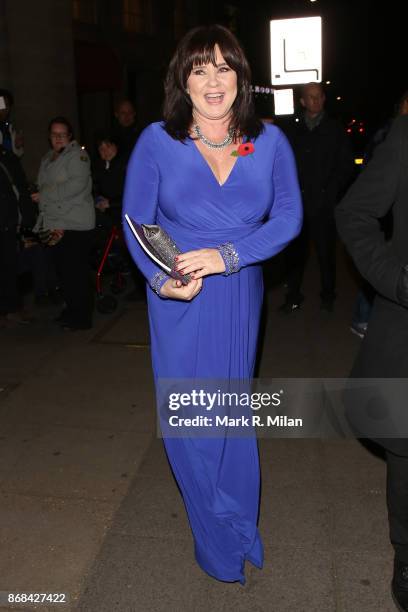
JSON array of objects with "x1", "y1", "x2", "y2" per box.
[{"x1": 0, "y1": 247, "x2": 396, "y2": 612}]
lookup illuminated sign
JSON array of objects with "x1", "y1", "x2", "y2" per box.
[
  {"x1": 270, "y1": 17, "x2": 322, "y2": 86},
  {"x1": 274, "y1": 89, "x2": 294, "y2": 115}
]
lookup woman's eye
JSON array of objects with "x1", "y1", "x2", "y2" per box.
[
  {"x1": 219, "y1": 67, "x2": 230, "y2": 72},
  {"x1": 192, "y1": 69, "x2": 205, "y2": 75}
]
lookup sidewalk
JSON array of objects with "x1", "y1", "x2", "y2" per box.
[{"x1": 0, "y1": 252, "x2": 395, "y2": 612}]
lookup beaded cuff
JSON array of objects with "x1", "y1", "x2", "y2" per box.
[
  {"x1": 217, "y1": 242, "x2": 240, "y2": 276},
  {"x1": 150, "y1": 270, "x2": 169, "y2": 296}
]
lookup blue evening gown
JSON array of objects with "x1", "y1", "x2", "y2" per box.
[{"x1": 123, "y1": 122, "x2": 302, "y2": 584}]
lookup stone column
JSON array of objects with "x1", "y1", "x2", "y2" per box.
[
  {"x1": 0, "y1": 0, "x2": 11, "y2": 87},
  {"x1": 5, "y1": 0, "x2": 78, "y2": 179}
]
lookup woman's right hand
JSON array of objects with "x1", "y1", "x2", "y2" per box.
[
  {"x1": 160, "y1": 277, "x2": 202, "y2": 300},
  {"x1": 31, "y1": 192, "x2": 40, "y2": 203},
  {"x1": 95, "y1": 197, "x2": 110, "y2": 211}
]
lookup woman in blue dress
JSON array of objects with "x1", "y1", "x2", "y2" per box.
[{"x1": 123, "y1": 25, "x2": 302, "y2": 584}]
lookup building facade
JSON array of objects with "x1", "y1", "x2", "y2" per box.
[{"x1": 0, "y1": 0, "x2": 239, "y2": 179}]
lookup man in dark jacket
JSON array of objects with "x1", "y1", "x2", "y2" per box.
[
  {"x1": 281, "y1": 82, "x2": 354, "y2": 312},
  {"x1": 111, "y1": 99, "x2": 140, "y2": 162},
  {"x1": 336, "y1": 115, "x2": 408, "y2": 611},
  {"x1": 0, "y1": 145, "x2": 35, "y2": 326}
]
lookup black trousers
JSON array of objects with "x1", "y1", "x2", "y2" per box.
[
  {"x1": 0, "y1": 226, "x2": 19, "y2": 315},
  {"x1": 386, "y1": 450, "x2": 408, "y2": 563},
  {"x1": 51, "y1": 229, "x2": 94, "y2": 327},
  {"x1": 284, "y1": 213, "x2": 337, "y2": 303},
  {"x1": 18, "y1": 243, "x2": 57, "y2": 297}
]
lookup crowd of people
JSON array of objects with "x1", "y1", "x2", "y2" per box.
[
  {"x1": 1, "y1": 79, "x2": 402, "y2": 335},
  {"x1": 0, "y1": 94, "x2": 141, "y2": 330}
]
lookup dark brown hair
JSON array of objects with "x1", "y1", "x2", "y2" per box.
[
  {"x1": 163, "y1": 24, "x2": 263, "y2": 141},
  {"x1": 48, "y1": 116, "x2": 74, "y2": 140}
]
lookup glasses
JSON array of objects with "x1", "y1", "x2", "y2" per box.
[{"x1": 50, "y1": 132, "x2": 69, "y2": 138}]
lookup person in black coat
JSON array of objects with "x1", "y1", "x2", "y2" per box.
[
  {"x1": 0, "y1": 145, "x2": 36, "y2": 325},
  {"x1": 336, "y1": 115, "x2": 408, "y2": 611},
  {"x1": 280, "y1": 82, "x2": 354, "y2": 312},
  {"x1": 92, "y1": 132, "x2": 145, "y2": 301},
  {"x1": 93, "y1": 133, "x2": 127, "y2": 227},
  {"x1": 111, "y1": 99, "x2": 140, "y2": 162}
]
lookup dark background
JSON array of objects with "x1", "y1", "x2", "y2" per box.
[
  {"x1": 213, "y1": 0, "x2": 405, "y2": 135},
  {"x1": 2, "y1": 0, "x2": 404, "y2": 177}
]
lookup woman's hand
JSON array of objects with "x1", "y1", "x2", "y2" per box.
[
  {"x1": 15, "y1": 130, "x2": 24, "y2": 150},
  {"x1": 160, "y1": 277, "x2": 202, "y2": 300},
  {"x1": 174, "y1": 248, "x2": 225, "y2": 280},
  {"x1": 48, "y1": 229, "x2": 65, "y2": 246},
  {"x1": 95, "y1": 198, "x2": 110, "y2": 211},
  {"x1": 31, "y1": 192, "x2": 40, "y2": 203}
]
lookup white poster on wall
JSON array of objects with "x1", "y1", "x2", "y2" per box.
[{"x1": 270, "y1": 17, "x2": 322, "y2": 86}]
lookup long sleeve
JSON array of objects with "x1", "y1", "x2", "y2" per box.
[
  {"x1": 11, "y1": 154, "x2": 36, "y2": 227},
  {"x1": 227, "y1": 130, "x2": 303, "y2": 270},
  {"x1": 11, "y1": 126, "x2": 24, "y2": 158},
  {"x1": 122, "y1": 124, "x2": 169, "y2": 293},
  {"x1": 92, "y1": 157, "x2": 126, "y2": 209},
  {"x1": 40, "y1": 149, "x2": 91, "y2": 211},
  {"x1": 335, "y1": 116, "x2": 405, "y2": 303}
]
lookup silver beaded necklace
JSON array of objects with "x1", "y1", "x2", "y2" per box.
[{"x1": 193, "y1": 124, "x2": 234, "y2": 149}]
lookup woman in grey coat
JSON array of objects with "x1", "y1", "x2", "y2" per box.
[{"x1": 32, "y1": 117, "x2": 95, "y2": 330}]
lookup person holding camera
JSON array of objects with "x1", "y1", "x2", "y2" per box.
[
  {"x1": 0, "y1": 144, "x2": 35, "y2": 327},
  {"x1": 0, "y1": 89, "x2": 24, "y2": 158}
]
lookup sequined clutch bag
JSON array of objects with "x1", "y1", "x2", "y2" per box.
[{"x1": 124, "y1": 214, "x2": 191, "y2": 284}]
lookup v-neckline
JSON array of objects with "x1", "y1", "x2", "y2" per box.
[{"x1": 190, "y1": 138, "x2": 240, "y2": 188}]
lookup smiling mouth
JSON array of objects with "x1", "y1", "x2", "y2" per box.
[{"x1": 204, "y1": 93, "x2": 225, "y2": 104}]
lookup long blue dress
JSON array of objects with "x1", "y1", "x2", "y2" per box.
[{"x1": 123, "y1": 122, "x2": 302, "y2": 584}]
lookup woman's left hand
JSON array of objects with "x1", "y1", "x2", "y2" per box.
[
  {"x1": 175, "y1": 248, "x2": 225, "y2": 279},
  {"x1": 48, "y1": 229, "x2": 65, "y2": 246}
]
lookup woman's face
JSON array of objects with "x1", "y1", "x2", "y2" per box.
[
  {"x1": 49, "y1": 123, "x2": 71, "y2": 152},
  {"x1": 186, "y1": 45, "x2": 237, "y2": 122},
  {"x1": 98, "y1": 141, "x2": 118, "y2": 161}
]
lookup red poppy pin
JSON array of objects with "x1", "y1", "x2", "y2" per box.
[{"x1": 231, "y1": 142, "x2": 255, "y2": 157}]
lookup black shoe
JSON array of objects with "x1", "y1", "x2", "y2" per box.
[
  {"x1": 392, "y1": 559, "x2": 408, "y2": 611},
  {"x1": 54, "y1": 309, "x2": 69, "y2": 324},
  {"x1": 34, "y1": 294, "x2": 50, "y2": 307},
  {"x1": 320, "y1": 299, "x2": 334, "y2": 313},
  {"x1": 278, "y1": 297, "x2": 304, "y2": 314},
  {"x1": 350, "y1": 322, "x2": 368, "y2": 339}
]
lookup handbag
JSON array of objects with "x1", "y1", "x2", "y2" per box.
[
  {"x1": 125, "y1": 215, "x2": 191, "y2": 284},
  {"x1": 35, "y1": 214, "x2": 64, "y2": 246}
]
